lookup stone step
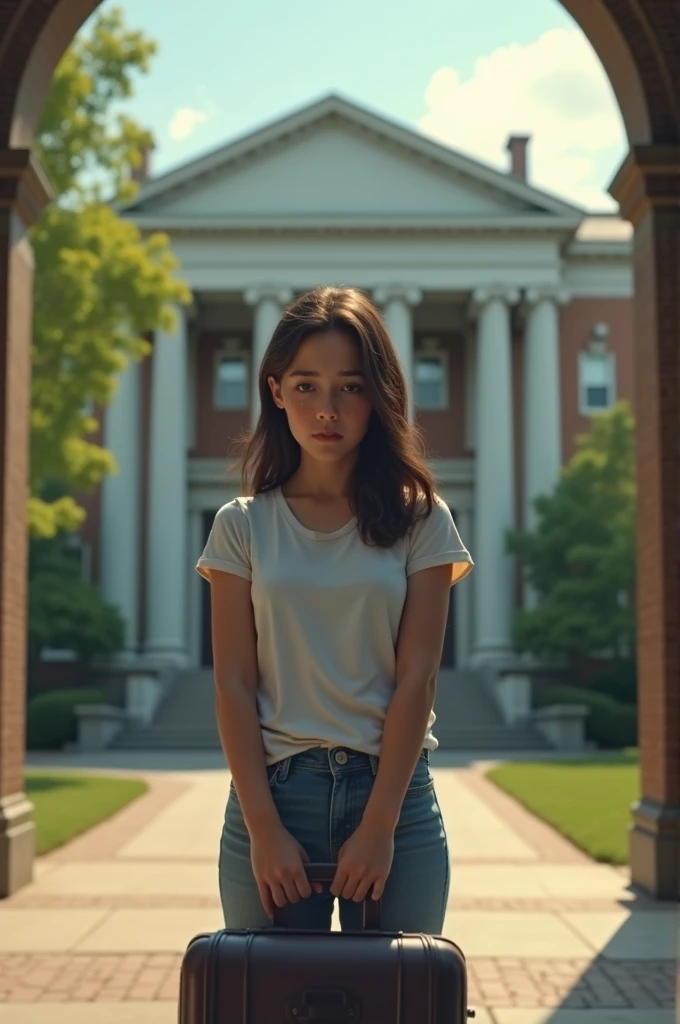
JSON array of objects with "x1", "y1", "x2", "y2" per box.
[
  {"x1": 111, "y1": 667, "x2": 548, "y2": 751},
  {"x1": 152, "y1": 669, "x2": 216, "y2": 728},
  {"x1": 434, "y1": 670, "x2": 506, "y2": 728},
  {"x1": 153, "y1": 671, "x2": 508, "y2": 731}
]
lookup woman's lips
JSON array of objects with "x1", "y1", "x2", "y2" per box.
[{"x1": 312, "y1": 433, "x2": 342, "y2": 441}]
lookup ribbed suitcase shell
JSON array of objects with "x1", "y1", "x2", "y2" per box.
[
  {"x1": 179, "y1": 925, "x2": 472, "y2": 1022},
  {"x1": 179, "y1": 864, "x2": 473, "y2": 1022},
  {"x1": 178, "y1": 876, "x2": 473, "y2": 1019}
]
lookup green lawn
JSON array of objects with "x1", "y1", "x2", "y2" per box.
[
  {"x1": 25, "y1": 772, "x2": 148, "y2": 855},
  {"x1": 485, "y1": 750, "x2": 640, "y2": 864}
]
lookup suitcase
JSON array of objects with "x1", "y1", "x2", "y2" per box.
[{"x1": 179, "y1": 863, "x2": 475, "y2": 1023}]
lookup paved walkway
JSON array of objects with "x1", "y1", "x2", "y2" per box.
[{"x1": 1, "y1": 750, "x2": 677, "y2": 1024}]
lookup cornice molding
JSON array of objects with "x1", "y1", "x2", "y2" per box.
[{"x1": 122, "y1": 213, "x2": 584, "y2": 239}]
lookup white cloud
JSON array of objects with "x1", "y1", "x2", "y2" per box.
[
  {"x1": 419, "y1": 28, "x2": 627, "y2": 211},
  {"x1": 168, "y1": 106, "x2": 211, "y2": 142}
]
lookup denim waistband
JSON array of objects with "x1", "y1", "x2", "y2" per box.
[{"x1": 271, "y1": 745, "x2": 429, "y2": 782}]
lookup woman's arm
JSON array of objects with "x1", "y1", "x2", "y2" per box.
[
  {"x1": 209, "y1": 570, "x2": 316, "y2": 913},
  {"x1": 330, "y1": 563, "x2": 453, "y2": 902},
  {"x1": 364, "y1": 562, "x2": 452, "y2": 827},
  {"x1": 210, "y1": 569, "x2": 279, "y2": 836}
]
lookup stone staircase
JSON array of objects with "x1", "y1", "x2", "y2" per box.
[
  {"x1": 433, "y1": 669, "x2": 549, "y2": 751},
  {"x1": 112, "y1": 667, "x2": 549, "y2": 752},
  {"x1": 112, "y1": 668, "x2": 221, "y2": 750}
]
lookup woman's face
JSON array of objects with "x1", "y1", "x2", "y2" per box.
[{"x1": 268, "y1": 329, "x2": 374, "y2": 462}]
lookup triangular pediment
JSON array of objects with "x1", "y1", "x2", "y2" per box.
[{"x1": 122, "y1": 94, "x2": 583, "y2": 225}]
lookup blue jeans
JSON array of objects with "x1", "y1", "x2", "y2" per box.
[{"x1": 218, "y1": 746, "x2": 450, "y2": 933}]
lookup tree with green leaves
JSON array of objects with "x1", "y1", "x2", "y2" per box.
[
  {"x1": 30, "y1": 5, "x2": 191, "y2": 538},
  {"x1": 28, "y1": 7, "x2": 190, "y2": 666},
  {"x1": 507, "y1": 401, "x2": 636, "y2": 670},
  {"x1": 28, "y1": 534, "x2": 125, "y2": 673}
]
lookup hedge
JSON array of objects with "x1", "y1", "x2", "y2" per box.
[
  {"x1": 26, "y1": 688, "x2": 107, "y2": 750},
  {"x1": 536, "y1": 684, "x2": 637, "y2": 749},
  {"x1": 588, "y1": 661, "x2": 637, "y2": 706}
]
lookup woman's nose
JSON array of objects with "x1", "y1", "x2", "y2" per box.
[{"x1": 317, "y1": 397, "x2": 339, "y2": 417}]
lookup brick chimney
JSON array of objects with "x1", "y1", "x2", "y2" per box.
[
  {"x1": 131, "y1": 142, "x2": 155, "y2": 185},
  {"x1": 506, "y1": 134, "x2": 531, "y2": 182}
]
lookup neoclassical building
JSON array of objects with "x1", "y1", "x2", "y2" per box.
[{"x1": 84, "y1": 93, "x2": 633, "y2": 673}]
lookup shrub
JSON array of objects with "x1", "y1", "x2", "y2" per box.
[
  {"x1": 26, "y1": 688, "x2": 107, "y2": 750},
  {"x1": 588, "y1": 661, "x2": 637, "y2": 706},
  {"x1": 536, "y1": 684, "x2": 637, "y2": 750},
  {"x1": 28, "y1": 534, "x2": 125, "y2": 665}
]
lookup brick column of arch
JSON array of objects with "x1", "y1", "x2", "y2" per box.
[
  {"x1": 610, "y1": 146, "x2": 680, "y2": 900},
  {"x1": 0, "y1": 150, "x2": 52, "y2": 896}
]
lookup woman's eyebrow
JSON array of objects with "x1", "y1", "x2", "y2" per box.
[{"x1": 288, "y1": 369, "x2": 365, "y2": 377}]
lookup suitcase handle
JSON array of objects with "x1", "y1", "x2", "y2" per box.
[{"x1": 272, "y1": 862, "x2": 382, "y2": 930}]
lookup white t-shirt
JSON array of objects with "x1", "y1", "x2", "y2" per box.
[{"x1": 196, "y1": 486, "x2": 473, "y2": 764}]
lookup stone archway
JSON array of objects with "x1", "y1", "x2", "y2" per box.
[{"x1": 1, "y1": 0, "x2": 678, "y2": 898}]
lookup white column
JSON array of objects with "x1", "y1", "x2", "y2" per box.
[
  {"x1": 144, "y1": 305, "x2": 189, "y2": 665},
  {"x1": 373, "y1": 287, "x2": 422, "y2": 423},
  {"x1": 245, "y1": 287, "x2": 293, "y2": 429},
  {"x1": 522, "y1": 289, "x2": 567, "y2": 610},
  {"x1": 454, "y1": 504, "x2": 473, "y2": 669},
  {"x1": 470, "y1": 287, "x2": 519, "y2": 666},
  {"x1": 100, "y1": 358, "x2": 141, "y2": 660},
  {"x1": 523, "y1": 288, "x2": 567, "y2": 533}
]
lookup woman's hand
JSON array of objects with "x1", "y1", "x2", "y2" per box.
[
  {"x1": 330, "y1": 820, "x2": 395, "y2": 903},
  {"x1": 250, "y1": 824, "x2": 323, "y2": 917}
]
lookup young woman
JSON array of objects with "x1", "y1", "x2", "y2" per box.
[{"x1": 196, "y1": 285, "x2": 473, "y2": 934}]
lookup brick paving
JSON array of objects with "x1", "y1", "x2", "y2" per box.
[
  {"x1": 2, "y1": 761, "x2": 677, "y2": 1018},
  {"x1": 0, "y1": 954, "x2": 676, "y2": 1008}
]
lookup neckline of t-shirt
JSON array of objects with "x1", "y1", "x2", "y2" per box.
[{"x1": 273, "y1": 486, "x2": 358, "y2": 541}]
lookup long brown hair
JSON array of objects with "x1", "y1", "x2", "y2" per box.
[{"x1": 229, "y1": 286, "x2": 437, "y2": 547}]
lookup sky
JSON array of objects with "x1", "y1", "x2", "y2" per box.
[{"x1": 98, "y1": 0, "x2": 629, "y2": 211}]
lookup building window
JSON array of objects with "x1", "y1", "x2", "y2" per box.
[
  {"x1": 64, "y1": 532, "x2": 91, "y2": 583},
  {"x1": 579, "y1": 350, "x2": 615, "y2": 414},
  {"x1": 414, "y1": 341, "x2": 448, "y2": 410},
  {"x1": 214, "y1": 345, "x2": 249, "y2": 410}
]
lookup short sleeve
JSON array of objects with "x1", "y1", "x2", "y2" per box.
[
  {"x1": 406, "y1": 496, "x2": 473, "y2": 586},
  {"x1": 195, "y1": 500, "x2": 252, "y2": 582}
]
